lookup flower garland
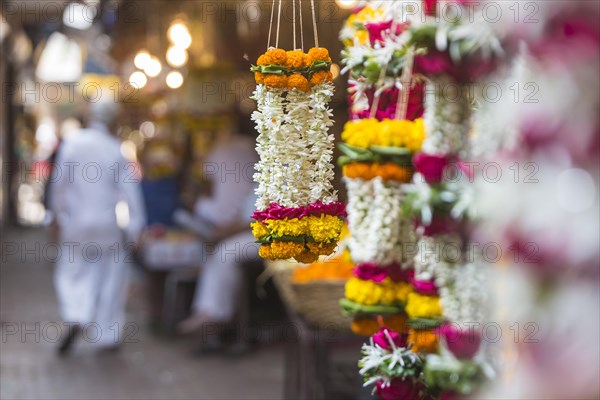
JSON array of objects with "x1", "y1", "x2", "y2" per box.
[
  {"x1": 251, "y1": 47, "x2": 345, "y2": 263},
  {"x1": 338, "y1": 4, "x2": 433, "y2": 371},
  {"x1": 358, "y1": 326, "x2": 428, "y2": 399}
]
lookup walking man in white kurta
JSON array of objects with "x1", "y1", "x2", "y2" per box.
[{"x1": 49, "y1": 101, "x2": 145, "y2": 354}]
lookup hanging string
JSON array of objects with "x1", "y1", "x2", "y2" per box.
[
  {"x1": 293, "y1": 0, "x2": 297, "y2": 50},
  {"x1": 309, "y1": 0, "x2": 319, "y2": 48},
  {"x1": 299, "y1": 0, "x2": 304, "y2": 50},
  {"x1": 267, "y1": 0, "x2": 276, "y2": 49},
  {"x1": 276, "y1": 0, "x2": 283, "y2": 49},
  {"x1": 394, "y1": 49, "x2": 415, "y2": 121}
]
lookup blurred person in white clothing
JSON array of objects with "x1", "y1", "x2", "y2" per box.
[
  {"x1": 50, "y1": 100, "x2": 146, "y2": 354},
  {"x1": 175, "y1": 124, "x2": 260, "y2": 336}
]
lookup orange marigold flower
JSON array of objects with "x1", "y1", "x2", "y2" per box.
[
  {"x1": 310, "y1": 71, "x2": 333, "y2": 85},
  {"x1": 307, "y1": 47, "x2": 332, "y2": 64},
  {"x1": 257, "y1": 54, "x2": 268, "y2": 66},
  {"x1": 351, "y1": 318, "x2": 380, "y2": 336},
  {"x1": 306, "y1": 242, "x2": 337, "y2": 256},
  {"x1": 351, "y1": 315, "x2": 408, "y2": 337},
  {"x1": 258, "y1": 244, "x2": 273, "y2": 259},
  {"x1": 295, "y1": 251, "x2": 319, "y2": 264},
  {"x1": 264, "y1": 74, "x2": 288, "y2": 89},
  {"x1": 408, "y1": 328, "x2": 439, "y2": 354},
  {"x1": 286, "y1": 50, "x2": 305, "y2": 69},
  {"x1": 261, "y1": 48, "x2": 287, "y2": 65},
  {"x1": 287, "y1": 74, "x2": 311, "y2": 92},
  {"x1": 255, "y1": 72, "x2": 266, "y2": 85}
]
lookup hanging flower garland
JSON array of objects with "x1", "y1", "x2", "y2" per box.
[
  {"x1": 251, "y1": 0, "x2": 345, "y2": 263},
  {"x1": 338, "y1": 1, "x2": 429, "y2": 339}
]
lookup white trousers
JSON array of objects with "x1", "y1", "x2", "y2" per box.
[
  {"x1": 192, "y1": 232, "x2": 260, "y2": 322},
  {"x1": 54, "y1": 241, "x2": 130, "y2": 346}
]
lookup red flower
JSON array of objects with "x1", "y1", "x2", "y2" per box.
[
  {"x1": 411, "y1": 278, "x2": 439, "y2": 296},
  {"x1": 415, "y1": 214, "x2": 460, "y2": 237},
  {"x1": 436, "y1": 323, "x2": 482, "y2": 360},
  {"x1": 365, "y1": 21, "x2": 393, "y2": 46},
  {"x1": 413, "y1": 153, "x2": 452, "y2": 184},
  {"x1": 372, "y1": 327, "x2": 408, "y2": 350},
  {"x1": 376, "y1": 378, "x2": 423, "y2": 400}
]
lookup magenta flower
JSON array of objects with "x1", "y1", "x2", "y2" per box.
[
  {"x1": 436, "y1": 323, "x2": 482, "y2": 360},
  {"x1": 372, "y1": 327, "x2": 408, "y2": 350},
  {"x1": 413, "y1": 152, "x2": 452, "y2": 184},
  {"x1": 365, "y1": 20, "x2": 393, "y2": 46},
  {"x1": 353, "y1": 263, "x2": 388, "y2": 282},
  {"x1": 411, "y1": 278, "x2": 439, "y2": 296},
  {"x1": 416, "y1": 214, "x2": 460, "y2": 237},
  {"x1": 376, "y1": 378, "x2": 423, "y2": 400}
]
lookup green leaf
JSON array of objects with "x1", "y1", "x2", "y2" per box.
[{"x1": 369, "y1": 145, "x2": 412, "y2": 156}]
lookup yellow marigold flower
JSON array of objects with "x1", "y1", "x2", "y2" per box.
[
  {"x1": 295, "y1": 251, "x2": 319, "y2": 264},
  {"x1": 355, "y1": 30, "x2": 369, "y2": 45},
  {"x1": 307, "y1": 47, "x2": 332, "y2": 64},
  {"x1": 394, "y1": 281, "x2": 414, "y2": 304},
  {"x1": 405, "y1": 293, "x2": 443, "y2": 319},
  {"x1": 306, "y1": 215, "x2": 344, "y2": 243},
  {"x1": 286, "y1": 50, "x2": 305, "y2": 69},
  {"x1": 310, "y1": 70, "x2": 333, "y2": 85},
  {"x1": 408, "y1": 329, "x2": 439, "y2": 354},
  {"x1": 265, "y1": 218, "x2": 308, "y2": 237},
  {"x1": 287, "y1": 74, "x2": 311, "y2": 92},
  {"x1": 345, "y1": 278, "x2": 399, "y2": 306},
  {"x1": 251, "y1": 222, "x2": 270, "y2": 239},
  {"x1": 255, "y1": 72, "x2": 266, "y2": 85},
  {"x1": 264, "y1": 74, "x2": 288, "y2": 89},
  {"x1": 262, "y1": 48, "x2": 287, "y2": 65}
]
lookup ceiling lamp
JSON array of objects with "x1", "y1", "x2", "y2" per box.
[
  {"x1": 166, "y1": 71, "x2": 184, "y2": 89},
  {"x1": 335, "y1": 0, "x2": 358, "y2": 9},
  {"x1": 129, "y1": 71, "x2": 148, "y2": 89},
  {"x1": 134, "y1": 50, "x2": 152, "y2": 69},
  {"x1": 168, "y1": 21, "x2": 192, "y2": 50},
  {"x1": 144, "y1": 57, "x2": 162, "y2": 77},
  {"x1": 166, "y1": 46, "x2": 188, "y2": 67}
]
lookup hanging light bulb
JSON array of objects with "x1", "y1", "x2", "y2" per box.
[
  {"x1": 129, "y1": 71, "x2": 148, "y2": 89},
  {"x1": 335, "y1": 0, "x2": 358, "y2": 9},
  {"x1": 134, "y1": 50, "x2": 151, "y2": 69},
  {"x1": 168, "y1": 21, "x2": 192, "y2": 49},
  {"x1": 144, "y1": 57, "x2": 162, "y2": 77},
  {"x1": 166, "y1": 71, "x2": 184, "y2": 89},
  {"x1": 166, "y1": 46, "x2": 188, "y2": 67}
]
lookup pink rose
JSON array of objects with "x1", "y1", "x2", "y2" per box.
[
  {"x1": 365, "y1": 21, "x2": 393, "y2": 46},
  {"x1": 436, "y1": 323, "x2": 482, "y2": 360},
  {"x1": 413, "y1": 153, "x2": 452, "y2": 184},
  {"x1": 354, "y1": 263, "x2": 388, "y2": 283},
  {"x1": 376, "y1": 378, "x2": 423, "y2": 400},
  {"x1": 411, "y1": 278, "x2": 439, "y2": 296},
  {"x1": 372, "y1": 327, "x2": 408, "y2": 350}
]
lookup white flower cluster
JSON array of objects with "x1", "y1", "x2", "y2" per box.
[
  {"x1": 422, "y1": 79, "x2": 472, "y2": 157},
  {"x1": 346, "y1": 177, "x2": 416, "y2": 266},
  {"x1": 359, "y1": 335, "x2": 422, "y2": 387},
  {"x1": 251, "y1": 83, "x2": 337, "y2": 210},
  {"x1": 414, "y1": 234, "x2": 462, "y2": 287},
  {"x1": 439, "y1": 261, "x2": 490, "y2": 324}
]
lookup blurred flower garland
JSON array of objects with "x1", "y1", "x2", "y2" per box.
[{"x1": 341, "y1": 1, "x2": 507, "y2": 399}]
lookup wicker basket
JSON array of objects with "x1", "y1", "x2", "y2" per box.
[{"x1": 268, "y1": 260, "x2": 352, "y2": 331}]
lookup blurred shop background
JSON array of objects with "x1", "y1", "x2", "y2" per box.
[{"x1": 0, "y1": 1, "x2": 361, "y2": 400}]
